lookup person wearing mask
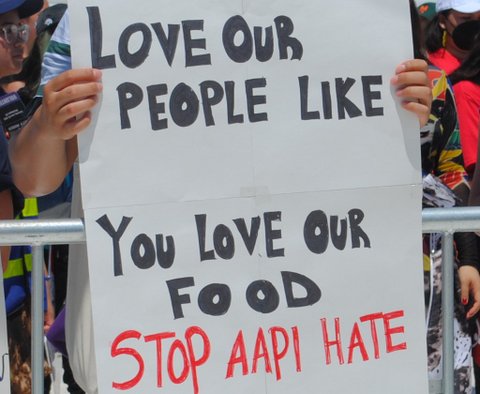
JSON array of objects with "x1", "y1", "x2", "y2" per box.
[
  {"x1": 452, "y1": 32, "x2": 480, "y2": 394},
  {"x1": 410, "y1": 1, "x2": 480, "y2": 391},
  {"x1": 448, "y1": 24, "x2": 480, "y2": 178},
  {"x1": 426, "y1": 0, "x2": 480, "y2": 75},
  {"x1": 426, "y1": 1, "x2": 480, "y2": 176}
]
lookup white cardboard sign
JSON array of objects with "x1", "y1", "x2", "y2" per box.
[{"x1": 70, "y1": 1, "x2": 428, "y2": 392}]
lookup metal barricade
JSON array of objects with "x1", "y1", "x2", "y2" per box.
[
  {"x1": 0, "y1": 207, "x2": 479, "y2": 393},
  {"x1": 0, "y1": 218, "x2": 84, "y2": 394},
  {"x1": 422, "y1": 207, "x2": 480, "y2": 394}
]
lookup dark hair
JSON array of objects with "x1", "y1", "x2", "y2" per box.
[
  {"x1": 425, "y1": 12, "x2": 450, "y2": 53},
  {"x1": 410, "y1": 0, "x2": 427, "y2": 60},
  {"x1": 0, "y1": 4, "x2": 66, "y2": 104},
  {"x1": 0, "y1": 25, "x2": 58, "y2": 104},
  {"x1": 449, "y1": 38, "x2": 480, "y2": 84},
  {"x1": 15, "y1": 41, "x2": 42, "y2": 102},
  {"x1": 0, "y1": 37, "x2": 43, "y2": 104}
]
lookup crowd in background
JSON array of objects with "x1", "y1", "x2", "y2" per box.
[
  {"x1": 416, "y1": 0, "x2": 480, "y2": 392},
  {"x1": 0, "y1": 0, "x2": 85, "y2": 392}
]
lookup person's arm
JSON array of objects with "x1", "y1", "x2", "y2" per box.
[
  {"x1": 432, "y1": 74, "x2": 480, "y2": 318},
  {"x1": 10, "y1": 10, "x2": 102, "y2": 197},
  {"x1": 391, "y1": 59, "x2": 432, "y2": 127},
  {"x1": 9, "y1": 68, "x2": 102, "y2": 197}
]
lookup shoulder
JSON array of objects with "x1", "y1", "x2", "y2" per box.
[
  {"x1": 428, "y1": 50, "x2": 461, "y2": 75},
  {"x1": 454, "y1": 80, "x2": 480, "y2": 103}
]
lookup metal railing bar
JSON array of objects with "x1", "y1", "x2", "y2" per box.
[
  {"x1": 442, "y1": 233, "x2": 454, "y2": 394},
  {"x1": 31, "y1": 245, "x2": 44, "y2": 394},
  {"x1": 0, "y1": 218, "x2": 85, "y2": 246},
  {"x1": 422, "y1": 206, "x2": 480, "y2": 233},
  {"x1": 0, "y1": 219, "x2": 85, "y2": 394}
]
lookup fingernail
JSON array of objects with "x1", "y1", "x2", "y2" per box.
[
  {"x1": 395, "y1": 64, "x2": 406, "y2": 74},
  {"x1": 462, "y1": 298, "x2": 468, "y2": 305},
  {"x1": 390, "y1": 75, "x2": 398, "y2": 85}
]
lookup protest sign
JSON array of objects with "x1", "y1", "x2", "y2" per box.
[{"x1": 70, "y1": 0, "x2": 428, "y2": 392}]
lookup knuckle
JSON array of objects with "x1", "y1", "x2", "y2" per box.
[
  {"x1": 43, "y1": 95, "x2": 55, "y2": 109},
  {"x1": 63, "y1": 69, "x2": 77, "y2": 84},
  {"x1": 63, "y1": 85, "x2": 77, "y2": 97},
  {"x1": 64, "y1": 104, "x2": 77, "y2": 117}
]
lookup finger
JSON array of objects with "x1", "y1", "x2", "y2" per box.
[
  {"x1": 467, "y1": 293, "x2": 480, "y2": 319},
  {"x1": 396, "y1": 59, "x2": 428, "y2": 74},
  {"x1": 57, "y1": 95, "x2": 99, "y2": 123},
  {"x1": 396, "y1": 86, "x2": 431, "y2": 101},
  {"x1": 467, "y1": 298, "x2": 480, "y2": 319},
  {"x1": 460, "y1": 281, "x2": 470, "y2": 309},
  {"x1": 401, "y1": 100, "x2": 430, "y2": 112},
  {"x1": 391, "y1": 71, "x2": 430, "y2": 88},
  {"x1": 401, "y1": 101, "x2": 430, "y2": 127},
  {"x1": 54, "y1": 82, "x2": 102, "y2": 110},
  {"x1": 46, "y1": 68, "x2": 102, "y2": 93},
  {"x1": 467, "y1": 281, "x2": 480, "y2": 318},
  {"x1": 42, "y1": 83, "x2": 102, "y2": 120},
  {"x1": 61, "y1": 111, "x2": 93, "y2": 140}
]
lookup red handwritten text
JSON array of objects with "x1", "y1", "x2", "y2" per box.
[
  {"x1": 226, "y1": 326, "x2": 301, "y2": 380},
  {"x1": 111, "y1": 326, "x2": 210, "y2": 393},
  {"x1": 321, "y1": 310, "x2": 407, "y2": 365}
]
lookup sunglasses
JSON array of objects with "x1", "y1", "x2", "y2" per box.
[{"x1": 0, "y1": 23, "x2": 29, "y2": 44}]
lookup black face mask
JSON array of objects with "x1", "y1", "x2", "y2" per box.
[{"x1": 452, "y1": 20, "x2": 480, "y2": 51}]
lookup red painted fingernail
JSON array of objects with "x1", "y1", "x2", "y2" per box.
[{"x1": 462, "y1": 298, "x2": 468, "y2": 305}]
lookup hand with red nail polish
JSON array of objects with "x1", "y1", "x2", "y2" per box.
[{"x1": 458, "y1": 265, "x2": 480, "y2": 319}]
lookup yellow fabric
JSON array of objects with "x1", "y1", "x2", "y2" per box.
[
  {"x1": 3, "y1": 253, "x2": 32, "y2": 279},
  {"x1": 424, "y1": 253, "x2": 431, "y2": 271},
  {"x1": 3, "y1": 258, "x2": 24, "y2": 279},
  {"x1": 3, "y1": 197, "x2": 37, "y2": 281},
  {"x1": 432, "y1": 72, "x2": 447, "y2": 99},
  {"x1": 21, "y1": 197, "x2": 38, "y2": 218},
  {"x1": 24, "y1": 253, "x2": 32, "y2": 272}
]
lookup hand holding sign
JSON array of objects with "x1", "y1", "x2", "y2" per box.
[
  {"x1": 10, "y1": 68, "x2": 102, "y2": 196},
  {"x1": 39, "y1": 68, "x2": 103, "y2": 141},
  {"x1": 390, "y1": 59, "x2": 432, "y2": 127}
]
